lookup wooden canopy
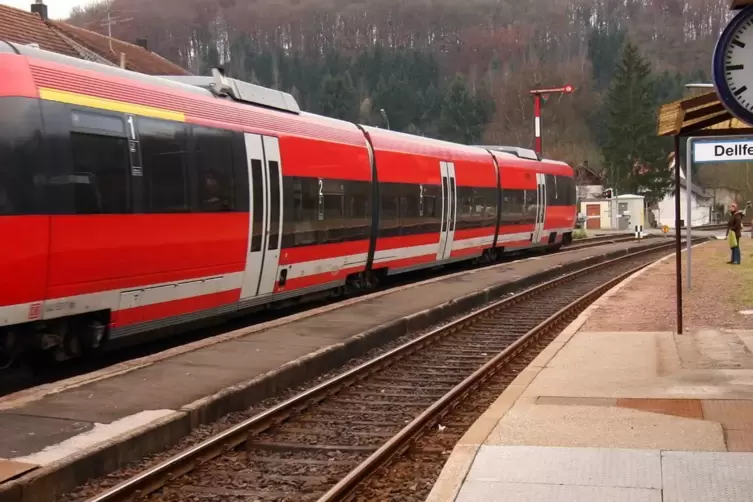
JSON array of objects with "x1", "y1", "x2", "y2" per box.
[{"x1": 657, "y1": 91, "x2": 753, "y2": 137}]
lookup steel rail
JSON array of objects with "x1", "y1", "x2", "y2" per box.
[
  {"x1": 316, "y1": 254, "x2": 666, "y2": 502},
  {"x1": 83, "y1": 237, "x2": 704, "y2": 502}
]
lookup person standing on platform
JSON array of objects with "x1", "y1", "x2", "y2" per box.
[{"x1": 726, "y1": 203, "x2": 743, "y2": 265}]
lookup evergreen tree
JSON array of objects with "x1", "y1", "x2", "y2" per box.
[
  {"x1": 438, "y1": 76, "x2": 495, "y2": 144},
  {"x1": 601, "y1": 42, "x2": 671, "y2": 205},
  {"x1": 317, "y1": 72, "x2": 358, "y2": 121},
  {"x1": 372, "y1": 76, "x2": 418, "y2": 132}
]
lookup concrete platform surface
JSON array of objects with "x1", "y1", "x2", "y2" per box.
[
  {"x1": 0, "y1": 239, "x2": 663, "y2": 501},
  {"x1": 428, "y1": 241, "x2": 753, "y2": 502}
]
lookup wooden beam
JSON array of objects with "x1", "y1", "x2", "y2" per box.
[
  {"x1": 684, "y1": 102, "x2": 725, "y2": 121},
  {"x1": 679, "y1": 92, "x2": 717, "y2": 111},
  {"x1": 681, "y1": 112, "x2": 732, "y2": 134}
]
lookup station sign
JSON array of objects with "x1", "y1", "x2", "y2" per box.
[{"x1": 692, "y1": 139, "x2": 753, "y2": 163}]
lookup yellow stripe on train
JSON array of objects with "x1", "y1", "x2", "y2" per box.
[{"x1": 39, "y1": 88, "x2": 185, "y2": 122}]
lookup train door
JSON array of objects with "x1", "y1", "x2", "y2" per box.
[
  {"x1": 532, "y1": 173, "x2": 547, "y2": 245},
  {"x1": 241, "y1": 133, "x2": 284, "y2": 299},
  {"x1": 437, "y1": 161, "x2": 458, "y2": 260}
]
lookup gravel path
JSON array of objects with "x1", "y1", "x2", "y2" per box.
[{"x1": 582, "y1": 239, "x2": 753, "y2": 331}]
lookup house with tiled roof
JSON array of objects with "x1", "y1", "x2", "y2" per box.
[{"x1": 0, "y1": 1, "x2": 190, "y2": 76}]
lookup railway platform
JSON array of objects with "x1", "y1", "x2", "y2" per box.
[
  {"x1": 0, "y1": 237, "x2": 672, "y2": 501},
  {"x1": 428, "y1": 238, "x2": 753, "y2": 502}
]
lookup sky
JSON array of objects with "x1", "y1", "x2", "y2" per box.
[{"x1": 2, "y1": 0, "x2": 100, "y2": 20}]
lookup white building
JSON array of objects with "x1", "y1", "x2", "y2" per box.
[{"x1": 653, "y1": 158, "x2": 713, "y2": 228}]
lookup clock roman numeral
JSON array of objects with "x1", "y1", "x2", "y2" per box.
[{"x1": 733, "y1": 38, "x2": 746, "y2": 48}]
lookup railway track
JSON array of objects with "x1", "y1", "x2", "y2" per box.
[
  {"x1": 568, "y1": 233, "x2": 643, "y2": 250},
  {"x1": 78, "y1": 236, "x2": 699, "y2": 502}
]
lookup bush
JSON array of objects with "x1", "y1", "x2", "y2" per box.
[{"x1": 573, "y1": 228, "x2": 588, "y2": 240}]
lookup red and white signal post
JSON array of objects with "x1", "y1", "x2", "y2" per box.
[{"x1": 529, "y1": 84, "x2": 574, "y2": 157}]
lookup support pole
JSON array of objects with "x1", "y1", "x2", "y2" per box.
[
  {"x1": 674, "y1": 136, "x2": 683, "y2": 335},
  {"x1": 685, "y1": 138, "x2": 693, "y2": 290},
  {"x1": 533, "y1": 94, "x2": 542, "y2": 156}
]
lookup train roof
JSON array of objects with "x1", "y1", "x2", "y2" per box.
[
  {"x1": 0, "y1": 40, "x2": 573, "y2": 176},
  {"x1": 0, "y1": 41, "x2": 369, "y2": 147},
  {"x1": 360, "y1": 125, "x2": 495, "y2": 163},
  {"x1": 473, "y1": 145, "x2": 540, "y2": 161}
]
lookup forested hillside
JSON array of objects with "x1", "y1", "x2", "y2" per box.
[{"x1": 69, "y1": 0, "x2": 729, "y2": 172}]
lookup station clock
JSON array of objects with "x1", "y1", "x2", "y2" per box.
[{"x1": 713, "y1": 5, "x2": 753, "y2": 126}]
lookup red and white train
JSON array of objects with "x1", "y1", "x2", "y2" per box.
[{"x1": 0, "y1": 42, "x2": 576, "y2": 365}]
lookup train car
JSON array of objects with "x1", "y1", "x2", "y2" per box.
[
  {"x1": 362, "y1": 126, "x2": 501, "y2": 275},
  {"x1": 0, "y1": 41, "x2": 576, "y2": 367},
  {"x1": 486, "y1": 149, "x2": 576, "y2": 251}
]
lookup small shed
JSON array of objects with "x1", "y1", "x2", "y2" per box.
[
  {"x1": 579, "y1": 194, "x2": 645, "y2": 231},
  {"x1": 611, "y1": 194, "x2": 645, "y2": 230}
]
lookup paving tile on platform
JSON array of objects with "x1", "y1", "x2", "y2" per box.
[
  {"x1": 616, "y1": 398, "x2": 704, "y2": 419},
  {"x1": 702, "y1": 399, "x2": 753, "y2": 430},
  {"x1": 725, "y1": 429, "x2": 753, "y2": 452},
  {"x1": 466, "y1": 445, "x2": 661, "y2": 489},
  {"x1": 455, "y1": 481, "x2": 661, "y2": 502},
  {"x1": 486, "y1": 402, "x2": 726, "y2": 451},
  {"x1": 675, "y1": 329, "x2": 753, "y2": 370},
  {"x1": 662, "y1": 451, "x2": 753, "y2": 502}
]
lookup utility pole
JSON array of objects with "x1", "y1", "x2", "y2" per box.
[
  {"x1": 380, "y1": 109, "x2": 391, "y2": 130},
  {"x1": 100, "y1": 9, "x2": 133, "y2": 54}
]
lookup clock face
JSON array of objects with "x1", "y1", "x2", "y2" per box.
[{"x1": 713, "y1": 6, "x2": 753, "y2": 124}]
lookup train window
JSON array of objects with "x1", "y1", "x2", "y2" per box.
[
  {"x1": 320, "y1": 179, "x2": 345, "y2": 243},
  {"x1": 194, "y1": 126, "x2": 235, "y2": 212},
  {"x1": 69, "y1": 132, "x2": 130, "y2": 214},
  {"x1": 71, "y1": 110, "x2": 125, "y2": 136},
  {"x1": 524, "y1": 190, "x2": 537, "y2": 224},
  {"x1": 281, "y1": 177, "x2": 371, "y2": 247},
  {"x1": 500, "y1": 189, "x2": 525, "y2": 225},
  {"x1": 545, "y1": 174, "x2": 556, "y2": 204},
  {"x1": 441, "y1": 177, "x2": 448, "y2": 232},
  {"x1": 344, "y1": 180, "x2": 370, "y2": 241},
  {"x1": 553, "y1": 175, "x2": 574, "y2": 206},
  {"x1": 455, "y1": 186, "x2": 476, "y2": 231},
  {"x1": 138, "y1": 118, "x2": 189, "y2": 213},
  {"x1": 380, "y1": 182, "x2": 400, "y2": 237},
  {"x1": 250, "y1": 159, "x2": 264, "y2": 251},
  {"x1": 566, "y1": 177, "x2": 576, "y2": 205},
  {"x1": 399, "y1": 184, "x2": 421, "y2": 235},
  {"x1": 281, "y1": 176, "x2": 316, "y2": 247},
  {"x1": 421, "y1": 185, "x2": 440, "y2": 219},
  {"x1": 321, "y1": 179, "x2": 344, "y2": 220},
  {"x1": 0, "y1": 98, "x2": 45, "y2": 215},
  {"x1": 268, "y1": 161, "x2": 281, "y2": 250}
]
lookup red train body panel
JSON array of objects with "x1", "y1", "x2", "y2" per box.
[{"x1": 0, "y1": 42, "x2": 576, "y2": 363}]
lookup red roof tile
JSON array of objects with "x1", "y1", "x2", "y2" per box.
[
  {"x1": 50, "y1": 21, "x2": 190, "y2": 76},
  {"x1": 0, "y1": 4, "x2": 189, "y2": 76},
  {"x1": 0, "y1": 5, "x2": 78, "y2": 57}
]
